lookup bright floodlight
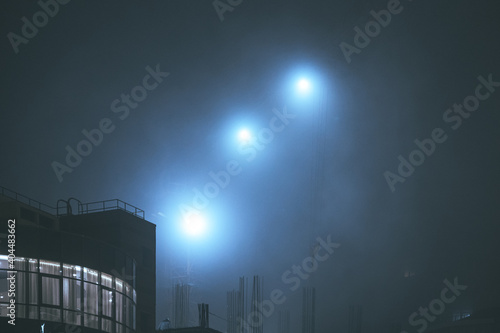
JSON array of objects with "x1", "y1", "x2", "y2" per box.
[
  {"x1": 297, "y1": 78, "x2": 311, "y2": 94},
  {"x1": 182, "y1": 212, "x2": 207, "y2": 237},
  {"x1": 238, "y1": 129, "x2": 252, "y2": 144}
]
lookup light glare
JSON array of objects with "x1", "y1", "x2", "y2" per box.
[
  {"x1": 183, "y1": 212, "x2": 207, "y2": 237},
  {"x1": 297, "y1": 79, "x2": 311, "y2": 94},
  {"x1": 238, "y1": 129, "x2": 252, "y2": 144}
]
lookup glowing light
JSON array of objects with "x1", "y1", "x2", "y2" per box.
[
  {"x1": 238, "y1": 129, "x2": 252, "y2": 144},
  {"x1": 297, "y1": 78, "x2": 311, "y2": 94},
  {"x1": 182, "y1": 212, "x2": 207, "y2": 237}
]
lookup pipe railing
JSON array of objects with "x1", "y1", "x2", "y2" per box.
[{"x1": 0, "y1": 186, "x2": 145, "y2": 219}]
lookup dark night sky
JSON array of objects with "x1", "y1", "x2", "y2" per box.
[{"x1": 1, "y1": 0, "x2": 500, "y2": 332}]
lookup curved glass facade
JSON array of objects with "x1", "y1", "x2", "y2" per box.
[{"x1": 0, "y1": 255, "x2": 136, "y2": 333}]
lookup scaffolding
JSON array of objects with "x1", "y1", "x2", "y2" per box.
[{"x1": 302, "y1": 287, "x2": 316, "y2": 333}]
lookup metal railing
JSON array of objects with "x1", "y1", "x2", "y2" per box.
[
  {"x1": 79, "y1": 199, "x2": 145, "y2": 219},
  {"x1": 0, "y1": 186, "x2": 57, "y2": 215},
  {"x1": 0, "y1": 186, "x2": 145, "y2": 219}
]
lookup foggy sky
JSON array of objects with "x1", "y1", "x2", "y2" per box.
[{"x1": 2, "y1": 0, "x2": 500, "y2": 332}]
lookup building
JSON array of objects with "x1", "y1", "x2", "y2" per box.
[
  {"x1": 158, "y1": 327, "x2": 222, "y2": 333},
  {"x1": 0, "y1": 186, "x2": 156, "y2": 333},
  {"x1": 158, "y1": 303, "x2": 222, "y2": 333},
  {"x1": 427, "y1": 307, "x2": 500, "y2": 333},
  {"x1": 348, "y1": 305, "x2": 362, "y2": 333},
  {"x1": 302, "y1": 287, "x2": 315, "y2": 333}
]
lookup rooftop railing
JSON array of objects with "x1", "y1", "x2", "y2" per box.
[
  {"x1": 0, "y1": 186, "x2": 145, "y2": 219},
  {"x1": 78, "y1": 199, "x2": 145, "y2": 219},
  {"x1": 0, "y1": 186, "x2": 57, "y2": 215}
]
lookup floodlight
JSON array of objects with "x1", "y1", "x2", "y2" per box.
[
  {"x1": 297, "y1": 78, "x2": 311, "y2": 94},
  {"x1": 182, "y1": 212, "x2": 207, "y2": 237},
  {"x1": 238, "y1": 128, "x2": 252, "y2": 144}
]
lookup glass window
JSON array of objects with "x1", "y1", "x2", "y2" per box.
[
  {"x1": 0, "y1": 304, "x2": 7, "y2": 317},
  {"x1": 101, "y1": 272, "x2": 113, "y2": 288},
  {"x1": 84, "y1": 313, "x2": 99, "y2": 329},
  {"x1": 125, "y1": 297, "x2": 135, "y2": 328},
  {"x1": 0, "y1": 270, "x2": 8, "y2": 301},
  {"x1": 28, "y1": 305, "x2": 38, "y2": 319},
  {"x1": 16, "y1": 272, "x2": 26, "y2": 304},
  {"x1": 17, "y1": 304, "x2": 26, "y2": 318},
  {"x1": 115, "y1": 278, "x2": 124, "y2": 293},
  {"x1": 124, "y1": 297, "x2": 130, "y2": 328},
  {"x1": 84, "y1": 282, "x2": 98, "y2": 314},
  {"x1": 28, "y1": 259, "x2": 38, "y2": 272},
  {"x1": 40, "y1": 260, "x2": 61, "y2": 275},
  {"x1": 63, "y1": 264, "x2": 81, "y2": 279},
  {"x1": 0, "y1": 256, "x2": 8, "y2": 269},
  {"x1": 115, "y1": 292, "x2": 124, "y2": 324},
  {"x1": 125, "y1": 282, "x2": 132, "y2": 299},
  {"x1": 115, "y1": 278, "x2": 125, "y2": 293},
  {"x1": 42, "y1": 276, "x2": 60, "y2": 306},
  {"x1": 102, "y1": 289, "x2": 113, "y2": 318},
  {"x1": 132, "y1": 303, "x2": 136, "y2": 329},
  {"x1": 28, "y1": 273, "x2": 38, "y2": 304},
  {"x1": 102, "y1": 318, "x2": 113, "y2": 332},
  {"x1": 40, "y1": 306, "x2": 61, "y2": 322},
  {"x1": 64, "y1": 310, "x2": 82, "y2": 326},
  {"x1": 14, "y1": 257, "x2": 26, "y2": 271},
  {"x1": 83, "y1": 267, "x2": 99, "y2": 284},
  {"x1": 63, "y1": 278, "x2": 81, "y2": 310},
  {"x1": 116, "y1": 323, "x2": 125, "y2": 333}
]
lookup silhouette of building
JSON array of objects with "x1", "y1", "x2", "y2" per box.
[
  {"x1": 302, "y1": 287, "x2": 315, "y2": 333},
  {"x1": 0, "y1": 186, "x2": 156, "y2": 333},
  {"x1": 348, "y1": 305, "x2": 362, "y2": 333},
  {"x1": 158, "y1": 303, "x2": 220, "y2": 333},
  {"x1": 427, "y1": 307, "x2": 500, "y2": 333},
  {"x1": 159, "y1": 328, "x2": 222, "y2": 333},
  {"x1": 278, "y1": 310, "x2": 290, "y2": 333}
]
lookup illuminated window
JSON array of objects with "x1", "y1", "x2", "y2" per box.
[
  {"x1": 63, "y1": 264, "x2": 81, "y2": 279},
  {"x1": 14, "y1": 257, "x2": 27, "y2": 271},
  {"x1": 0, "y1": 256, "x2": 8, "y2": 269},
  {"x1": 42, "y1": 276, "x2": 60, "y2": 306},
  {"x1": 16, "y1": 272, "x2": 26, "y2": 304},
  {"x1": 115, "y1": 293, "x2": 124, "y2": 324},
  {"x1": 102, "y1": 289, "x2": 113, "y2": 318},
  {"x1": 124, "y1": 297, "x2": 131, "y2": 328},
  {"x1": 28, "y1": 259, "x2": 38, "y2": 272},
  {"x1": 101, "y1": 272, "x2": 113, "y2": 288},
  {"x1": 0, "y1": 255, "x2": 137, "y2": 331},
  {"x1": 28, "y1": 273, "x2": 38, "y2": 304},
  {"x1": 63, "y1": 278, "x2": 81, "y2": 310},
  {"x1": 83, "y1": 267, "x2": 99, "y2": 284},
  {"x1": 84, "y1": 283, "x2": 98, "y2": 315},
  {"x1": 115, "y1": 278, "x2": 124, "y2": 293},
  {"x1": 40, "y1": 260, "x2": 61, "y2": 275},
  {"x1": 125, "y1": 282, "x2": 133, "y2": 299}
]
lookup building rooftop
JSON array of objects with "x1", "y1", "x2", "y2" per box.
[{"x1": 0, "y1": 185, "x2": 145, "y2": 219}]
